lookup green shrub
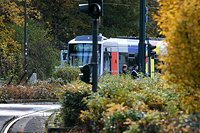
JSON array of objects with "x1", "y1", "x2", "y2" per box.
[
  {"x1": 58, "y1": 73, "x2": 200, "y2": 132},
  {"x1": 103, "y1": 103, "x2": 143, "y2": 133},
  {"x1": 125, "y1": 111, "x2": 163, "y2": 133},
  {"x1": 52, "y1": 66, "x2": 80, "y2": 84},
  {"x1": 46, "y1": 78, "x2": 65, "y2": 86},
  {"x1": 79, "y1": 74, "x2": 177, "y2": 132},
  {"x1": 59, "y1": 81, "x2": 92, "y2": 127}
]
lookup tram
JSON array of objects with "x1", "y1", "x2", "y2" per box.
[{"x1": 67, "y1": 35, "x2": 164, "y2": 76}]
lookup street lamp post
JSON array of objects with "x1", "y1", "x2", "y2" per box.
[{"x1": 24, "y1": 0, "x2": 27, "y2": 73}]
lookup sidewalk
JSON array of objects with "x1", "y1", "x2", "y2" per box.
[{"x1": 9, "y1": 116, "x2": 47, "y2": 133}]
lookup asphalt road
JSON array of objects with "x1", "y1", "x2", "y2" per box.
[{"x1": 0, "y1": 102, "x2": 61, "y2": 133}]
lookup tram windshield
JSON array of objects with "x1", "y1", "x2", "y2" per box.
[{"x1": 68, "y1": 43, "x2": 101, "y2": 73}]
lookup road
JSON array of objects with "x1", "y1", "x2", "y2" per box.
[{"x1": 0, "y1": 102, "x2": 61, "y2": 133}]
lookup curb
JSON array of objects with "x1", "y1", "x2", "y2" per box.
[{"x1": 0, "y1": 99, "x2": 59, "y2": 104}]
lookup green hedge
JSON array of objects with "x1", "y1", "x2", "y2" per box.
[
  {"x1": 59, "y1": 81, "x2": 92, "y2": 127},
  {"x1": 52, "y1": 66, "x2": 80, "y2": 84},
  {"x1": 59, "y1": 74, "x2": 200, "y2": 132}
]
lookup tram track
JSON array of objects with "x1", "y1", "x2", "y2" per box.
[{"x1": 1, "y1": 108, "x2": 59, "y2": 133}]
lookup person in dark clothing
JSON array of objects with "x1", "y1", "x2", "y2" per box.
[
  {"x1": 122, "y1": 64, "x2": 128, "y2": 74},
  {"x1": 131, "y1": 64, "x2": 139, "y2": 79}
]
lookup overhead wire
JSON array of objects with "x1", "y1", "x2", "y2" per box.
[{"x1": 73, "y1": 0, "x2": 159, "y2": 9}]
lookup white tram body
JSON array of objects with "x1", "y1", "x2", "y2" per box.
[{"x1": 67, "y1": 35, "x2": 164, "y2": 76}]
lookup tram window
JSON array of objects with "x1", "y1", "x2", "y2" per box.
[
  {"x1": 119, "y1": 53, "x2": 138, "y2": 72},
  {"x1": 129, "y1": 54, "x2": 135, "y2": 58},
  {"x1": 103, "y1": 51, "x2": 111, "y2": 73},
  {"x1": 68, "y1": 43, "x2": 101, "y2": 75},
  {"x1": 119, "y1": 53, "x2": 128, "y2": 72},
  {"x1": 128, "y1": 53, "x2": 138, "y2": 71}
]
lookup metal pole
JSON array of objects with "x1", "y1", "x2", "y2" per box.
[
  {"x1": 147, "y1": 39, "x2": 151, "y2": 77},
  {"x1": 138, "y1": 0, "x2": 146, "y2": 74},
  {"x1": 24, "y1": 0, "x2": 27, "y2": 73},
  {"x1": 92, "y1": 19, "x2": 98, "y2": 92},
  {"x1": 148, "y1": 56, "x2": 151, "y2": 77}
]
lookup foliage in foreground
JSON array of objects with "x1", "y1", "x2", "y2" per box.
[
  {"x1": 154, "y1": 1, "x2": 200, "y2": 122},
  {"x1": 155, "y1": 0, "x2": 200, "y2": 91},
  {"x1": 59, "y1": 81, "x2": 92, "y2": 127},
  {"x1": 59, "y1": 74, "x2": 200, "y2": 132}
]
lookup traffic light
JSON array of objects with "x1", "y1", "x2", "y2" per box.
[
  {"x1": 79, "y1": 0, "x2": 103, "y2": 19},
  {"x1": 79, "y1": 4, "x2": 89, "y2": 14},
  {"x1": 89, "y1": 0, "x2": 103, "y2": 19},
  {"x1": 79, "y1": 64, "x2": 92, "y2": 84},
  {"x1": 148, "y1": 43, "x2": 156, "y2": 58}
]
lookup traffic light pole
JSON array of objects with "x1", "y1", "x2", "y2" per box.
[
  {"x1": 79, "y1": 0, "x2": 102, "y2": 92},
  {"x1": 138, "y1": 0, "x2": 146, "y2": 74},
  {"x1": 24, "y1": 0, "x2": 27, "y2": 73},
  {"x1": 92, "y1": 19, "x2": 98, "y2": 92},
  {"x1": 148, "y1": 56, "x2": 151, "y2": 77},
  {"x1": 147, "y1": 39, "x2": 151, "y2": 77}
]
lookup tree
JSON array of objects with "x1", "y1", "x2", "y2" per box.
[
  {"x1": 31, "y1": 0, "x2": 91, "y2": 49},
  {"x1": 146, "y1": 0, "x2": 164, "y2": 38},
  {"x1": 155, "y1": 0, "x2": 200, "y2": 112},
  {"x1": 31, "y1": 0, "x2": 142, "y2": 45},
  {"x1": 13, "y1": 19, "x2": 60, "y2": 79},
  {"x1": 100, "y1": 0, "x2": 140, "y2": 37},
  {"x1": 0, "y1": 0, "x2": 24, "y2": 79},
  {"x1": 0, "y1": 0, "x2": 59, "y2": 80}
]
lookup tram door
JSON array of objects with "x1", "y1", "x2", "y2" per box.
[
  {"x1": 103, "y1": 46, "x2": 119, "y2": 75},
  {"x1": 103, "y1": 47, "x2": 112, "y2": 74}
]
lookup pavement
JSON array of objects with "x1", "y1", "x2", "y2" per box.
[
  {"x1": 0, "y1": 102, "x2": 61, "y2": 133},
  {"x1": 9, "y1": 116, "x2": 47, "y2": 133}
]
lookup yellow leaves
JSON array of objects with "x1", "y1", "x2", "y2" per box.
[
  {"x1": 123, "y1": 118, "x2": 132, "y2": 125},
  {"x1": 106, "y1": 103, "x2": 128, "y2": 116},
  {"x1": 121, "y1": 76, "x2": 124, "y2": 82},
  {"x1": 4, "y1": 1, "x2": 24, "y2": 26},
  {"x1": 138, "y1": 120, "x2": 146, "y2": 125},
  {"x1": 155, "y1": 0, "x2": 200, "y2": 91},
  {"x1": 0, "y1": 21, "x2": 21, "y2": 55},
  {"x1": 185, "y1": 109, "x2": 190, "y2": 114},
  {"x1": 179, "y1": 93, "x2": 200, "y2": 114},
  {"x1": 0, "y1": 0, "x2": 41, "y2": 64},
  {"x1": 79, "y1": 110, "x2": 89, "y2": 122},
  {"x1": 1, "y1": 0, "x2": 41, "y2": 26},
  {"x1": 165, "y1": 123, "x2": 175, "y2": 132},
  {"x1": 181, "y1": 125, "x2": 191, "y2": 133}
]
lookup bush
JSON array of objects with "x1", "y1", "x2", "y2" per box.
[
  {"x1": 59, "y1": 81, "x2": 92, "y2": 127},
  {"x1": 57, "y1": 73, "x2": 199, "y2": 132},
  {"x1": 52, "y1": 66, "x2": 80, "y2": 84},
  {"x1": 103, "y1": 103, "x2": 143, "y2": 133},
  {"x1": 79, "y1": 74, "x2": 200, "y2": 132},
  {"x1": 0, "y1": 80, "x2": 61, "y2": 100}
]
